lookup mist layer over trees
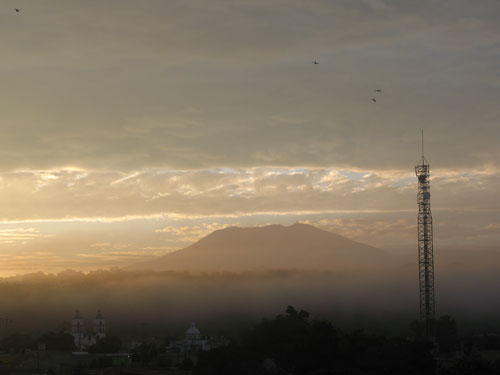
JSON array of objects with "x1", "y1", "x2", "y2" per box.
[{"x1": 0, "y1": 266, "x2": 499, "y2": 337}]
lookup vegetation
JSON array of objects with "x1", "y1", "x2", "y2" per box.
[
  {"x1": 410, "y1": 315, "x2": 460, "y2": 353},
  {"x1": 0, "y1": 333, "x2": 36, "y2": 353},
  {"x1": 87, "y1": 335, "x2": 122, "y2": 354},
  {"x1": 195, "y1": 306, "x2": 435, "y2": 375},
  {"x1": 0, "y1": 331, "x2": 76, "y2": 352},
  {"x1": 0, "y1": 308, "x2": 499, "y2": 374},
  {"x1": 38, "y1": 331, "x2": 76, "y2": 351},
  {"x1": 131, "y1": 342, "x2": 159, "y2": 365}
]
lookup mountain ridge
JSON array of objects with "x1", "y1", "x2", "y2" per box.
[{"x1": 129, "y1": 223, "x2": 395, "y2": 272}]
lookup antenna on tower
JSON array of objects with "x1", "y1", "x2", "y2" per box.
[{"x1": 421, "y1": 129, "x2": 424, "y2": 158}]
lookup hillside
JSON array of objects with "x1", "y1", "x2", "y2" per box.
[{"x1": 129, "y1": 223, "x2": 395, "y2": 271}]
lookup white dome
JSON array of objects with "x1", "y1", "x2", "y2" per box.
[{"x1": 186, "y1": 323, "x2": 201, "y2": 338}]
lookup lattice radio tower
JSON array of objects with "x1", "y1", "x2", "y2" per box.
[{"x1": 415, "y1": 130, "x2": 435, "y2": 337}]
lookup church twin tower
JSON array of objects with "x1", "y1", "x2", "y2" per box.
[{"x1": 71, "y1": 309, "x2": 106, "y2": 349}]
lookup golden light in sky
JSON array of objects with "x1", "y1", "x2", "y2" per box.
[{"x1": 1, "y1": 0, "x2": 499, "y2": 275}]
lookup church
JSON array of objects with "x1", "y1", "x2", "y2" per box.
[
  {"x1": 166, "y1": 322, "x2": 212, "y2": 364},
  {"x1": 70, "y1": 309, "x2": 107, "y2": 350},
  {"x1": 167, "y1": 323, "x2": 212, "y2": 354}
]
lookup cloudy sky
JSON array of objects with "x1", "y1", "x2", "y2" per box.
[{"x1": 0, "y1": 0, "x2": 499, "y2": 275}]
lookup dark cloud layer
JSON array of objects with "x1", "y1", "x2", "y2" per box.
[{"x1": 0, "y1": 0, "x2": 498, "y2": 170}]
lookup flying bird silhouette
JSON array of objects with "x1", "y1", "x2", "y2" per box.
[
  {"x1": 375, "y1": 89, "x2": 382, "y2": 92},
  {"x1": 371, "y1": 98, "x2": 377, "y2": 102},
  {"x1": 314, "y1": 61, "x2": 319, "y2": 65}
]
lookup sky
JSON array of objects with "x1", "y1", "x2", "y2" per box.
[{"x1": 0, "y1": 0, "x2": 499, "y2": 275}]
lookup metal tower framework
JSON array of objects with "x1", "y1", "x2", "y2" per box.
[{"x1": 415, "y1": 133, "x2": 435, "y2": 337}]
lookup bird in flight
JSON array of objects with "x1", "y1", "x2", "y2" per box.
[
  {"x1": 374, "y1": 89, "x2": 382, "y2": 92},
  {"x1": 14, "y1": 8, "x2": 20, "y2": 12},
  {"x1": 314, "y1": 61, "x2": 319, "y2": 65},
  {"x1": 371, "y1": 98, "x2": 377, "y2": 102}
]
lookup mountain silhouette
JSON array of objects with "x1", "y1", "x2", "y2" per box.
[{"x1": 129, "y1": 223, "x2": 395, "y2": 272}]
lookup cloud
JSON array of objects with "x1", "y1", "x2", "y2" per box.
[
  {"x1": 156, "y1": 222, "x2": 239, "y2": 243},
  {"x1": 303, "y1": 217, "x2": 414, "y2": 247},
  {"x1": 0, "y1": 250, "x2": 63, "y2": 275},
  {"x1": 0, "y1": 0, "x2": 498, "y2": 171},
  {"x1": 0, "y1": 166, "x2": 497, "y2": 222},
  {"x1": 0, "y1": 164, "x2": 495, "y2": 275},
  {"x1": 0, "y1": 227, "x2": 55, "y2": 245},
  {"x1": 0, "y1": 1, "x2": 499, "y2": 274}
]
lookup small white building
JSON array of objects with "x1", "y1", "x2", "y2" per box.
[
  {"x1": 185, "y1": 323, "x2": 211, "y2": 351},
  {"x1": 167, "y1": 323, "x2": 211, "y2": 354}
]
